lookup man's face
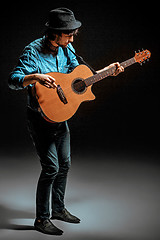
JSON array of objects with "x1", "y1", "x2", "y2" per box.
[{"x1": 55, "y1": 33, "x2": 74, "y2": 48}]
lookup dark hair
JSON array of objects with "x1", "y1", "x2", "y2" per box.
[{"x1": 45, "y1": 28, "x2": 79, "y2": 41}]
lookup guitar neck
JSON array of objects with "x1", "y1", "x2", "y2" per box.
[{"x1": 85, "y1": 57, "x2": 136, "y2": 87}]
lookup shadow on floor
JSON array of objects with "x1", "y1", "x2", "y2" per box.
[{"x1": 0, "y1": 204, "x2": 34, "y2": 230}]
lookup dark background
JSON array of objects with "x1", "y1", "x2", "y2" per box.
[
  {"x1": 0, "y1": 2, "x2": 160, "y2": 240},
  {"x1": 0, "y1": 1, "x2": 159, "y2": 159}
]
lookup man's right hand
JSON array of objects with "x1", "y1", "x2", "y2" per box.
[
  {"x1": 23, "y1": 73, "x2": 57, "y2": 89},
  {"x1": 35, "y1": 74, "x2": 57, "y2": 89}
]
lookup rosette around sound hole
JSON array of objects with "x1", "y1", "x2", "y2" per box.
[{"x1": 72, "y1": 78, "x2": 87, "y2": 94}]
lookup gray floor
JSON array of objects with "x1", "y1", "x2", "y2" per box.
[{"x1": 0, "y1": 151, "x2": 160, "y2": 240}]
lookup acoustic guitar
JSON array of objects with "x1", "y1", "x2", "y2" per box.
[{"x1": 34, "y1": 49, "x2": 151, "y2": 123}]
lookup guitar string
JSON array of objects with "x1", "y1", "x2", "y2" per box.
[
  {"x1": 49, "y1": 65, "x2": 117, "y2": 95},
  {"x1": 51, "y1": 57, "x2": 136, "y2": 94}
]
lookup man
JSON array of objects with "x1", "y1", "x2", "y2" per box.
[{"x1": 8, "y1": 8, "x2": 124, "y2": 235}]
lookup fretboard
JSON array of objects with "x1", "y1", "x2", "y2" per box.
[{"x1": 85, "y1": 57, "x2": 136, "y2": 87}]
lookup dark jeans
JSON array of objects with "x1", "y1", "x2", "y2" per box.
[{"x1": 27, "y1": 108, "x2": 71, "y2": 220}]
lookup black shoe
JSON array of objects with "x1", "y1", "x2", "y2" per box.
[
  {"x1": 51, "y1": 208, "x2": 80, "y2": 224},
  {"x1": 34, "y1": 218, "x2": 63, "y2": 235}
]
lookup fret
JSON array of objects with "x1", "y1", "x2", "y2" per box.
[
  {"x1": 121, "y1": 57, "x2": 135, "y2": 68},
  {"x1": 85, "y1": 57, "x2": 136, "y2": 87}
]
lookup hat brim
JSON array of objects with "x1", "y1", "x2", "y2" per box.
[{"x1": 45, "y1": 20, "x2": 82, "y2": 30}]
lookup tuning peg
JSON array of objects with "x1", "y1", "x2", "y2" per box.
[
  {"x1": 138, "y1": 50, "x2": 141, "y2": 52},
  {"x1": 147, "y1": 59, "x2": 149, "y2": 62},
  {"x1": 142, "y1": 48, "x2": 144, "y2": 51},
  {"x1": 140, "y1": 62, "x2": 143, "y2": 66},
  {"x1": 143, "y1": 61, "x2": 146, "y2": 64}
]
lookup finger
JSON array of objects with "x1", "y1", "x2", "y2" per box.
[
  {"x1": 49, "y1": 76, "x2": 56, "y2": 82},
  {"x1": 115, "y1": 62, "x2": 120, "y2": 68},
  {"x1": 43, "y1": 83, "x2": 51, "y2": 88},
  {"x1": 42, "y1": 79, "x2": 54, "y2": 88},
  {"x1": 45, "y1": 77, "x2": 54, "y2": 84},
  {"x1": 118, "y1": 67, "x2": 124, "y2": 73},
  {"x1": 44, "y1": 81, "x2": 57, "y2": 89},
  {"x1": 53, "y1": 82, "x2": 57, "y2": 88},
  {"x1": 117, "y1": 66, "x2": 124, "y2": 75},
  {"x1": 46, "y1": 77, "x2": 57, "y2": 88},
  {"x1": 47, "y1": 76, "x2": 57, "y2": 88},
  {"x1": 47, "y1": 75, "x2": 56, "y2": 83},
  {"x1": 44, "y1": 80, "x2": 54, "y2": 88}
]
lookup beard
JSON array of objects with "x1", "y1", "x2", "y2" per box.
[
  {"x1": 56, "y1": 36, "x2": 69, "y2": 48},
  {"x1": 57, "y1": 42, "x2": 68, "y2": 48}
]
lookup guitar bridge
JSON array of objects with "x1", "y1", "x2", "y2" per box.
[{"x1": 56, "y1": 85, "x2": 68, "y2": 104}]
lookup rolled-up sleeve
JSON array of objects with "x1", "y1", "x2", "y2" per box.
[{"x1": 8, "y1": 46, "x2": 38, "y2": 90}]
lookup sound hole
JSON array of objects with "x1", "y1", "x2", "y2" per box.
[{"x1": 72, "y1": 78, "x2": 87, "y2": 94}]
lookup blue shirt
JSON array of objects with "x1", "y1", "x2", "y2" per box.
[{"x1": 8, "y1": 37, "x2": 79, "y2": 109}]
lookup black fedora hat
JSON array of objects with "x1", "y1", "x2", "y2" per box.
[{"x1": 45, "y1": 8, "x2": 82, "y2": 30}]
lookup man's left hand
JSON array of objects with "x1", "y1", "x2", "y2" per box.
[{"x1": 108, "y1": 62, "x2": 124, "y2": 76}]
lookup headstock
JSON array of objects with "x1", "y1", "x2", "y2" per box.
[{"x1": 134, "y1": 49, "x2": 151, "y2": 65}]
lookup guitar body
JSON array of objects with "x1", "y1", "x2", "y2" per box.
[{"x1": 35, "y1": 65, "x2": 96, "y2": 123}]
